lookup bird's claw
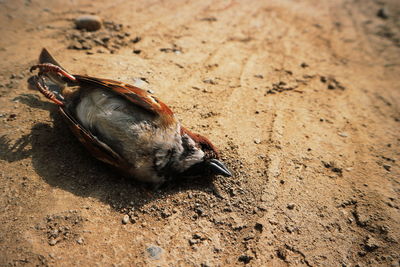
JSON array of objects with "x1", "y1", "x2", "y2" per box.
[{"x1": 30, "y1": 63, "x2": 77, "y2": 82}]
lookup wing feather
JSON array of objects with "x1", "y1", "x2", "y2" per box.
[
  {"x1": 59, "y1": 107, "x2": 131, "y2": 170},
  {"x1": 74, "y1": 75, "x2": 175, "y2": 126}
]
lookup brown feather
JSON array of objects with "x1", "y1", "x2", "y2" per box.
[{"x1": 73, "y1": 75, "x2": 176, "y2": 126}]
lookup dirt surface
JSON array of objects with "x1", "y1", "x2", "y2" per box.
[{"x1": 1, "y1": 0, "x2": 400, "y2": 266}]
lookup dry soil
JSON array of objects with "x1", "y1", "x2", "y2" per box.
[{"x1": 0, "y1": 0, "x2": 400, "y2": 266}]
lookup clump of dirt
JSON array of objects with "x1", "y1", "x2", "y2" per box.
[{"x1": 36, "y1": 211, "x2": 85, "y2": 246}]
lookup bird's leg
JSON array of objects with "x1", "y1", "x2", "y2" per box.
[
  {"x1": 30, "y1": 63, "x2": 77, "y2": 82},
  {"x1": 32, "y1": 76, "x2": 65, "y2": 106}
]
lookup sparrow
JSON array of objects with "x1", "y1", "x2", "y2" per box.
[{"x1": 29, "y1": 48, "x2": 231, "y2": 185}]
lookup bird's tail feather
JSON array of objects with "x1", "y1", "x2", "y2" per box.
[{"x1": 37, "y1": 48, "x2": 70, "y2": 95}]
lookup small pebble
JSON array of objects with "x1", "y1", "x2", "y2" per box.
[
  {"x1": 131, "y1": 36, "x2": 142, "y2": 43},
  {"x1": 146, "y1": 245, "x2": 162, "y2": 260},
  {"x1": 377, "y1": 7, "x2": 389, "y2": 19},
  {"x1": 122, "y1": 214, "x2": 130, "y2": 224},
  {"x1": 189, "y1": 239, "x2": 198, "y2": 246},
  {"x1": 75, "y1": 15, "x2": 102, "y2": 31},
  {"x1": 328, "y1": 83, "x2": 336, "y2": 90},
  {"x1": 254, "y1": 223, "x2": 263, "y2": 232},
  {"x1": 365, "y1": 236, "x2": 379, "y2": 251},
  {"x1": 332, "y1": 167, "x2": 343, "y2": 174},
  {"x1": 383, "y1": 165, "x2": 391, "y2": 171},
  {"x1": 203, "y1": 79, "x2": 216, "y2": 85},
  {"x1": 10, "y1": 74, "x2": 23, "y2": 79},
  {"x1": 358, "y1": 251, "x2": 367, "y2": 257},
  {"x1": 287, "y1": 203, "x2": 295, "y2": 210},
  {"x1": 300, "y1": 62, "x2": 309, "y2": 68},
  {"x1": 338, "y1": 132, "x2": 348, "y2": 137},
  {"x1": 76, "y1": 237, "x2": 84, "y2": 244},
  {"x1": 277, "y1": 247, "x2": 287, "y2": 260},
  {"x1": 238, "y1": 255, "x2": 253, "y2": 264}
]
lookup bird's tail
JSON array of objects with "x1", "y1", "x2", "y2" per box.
[
  {"x1": 36, "y1": 48, "x2": 71, "y2": 94},
  {"x1": 39, "y1": 48, "x2": 65, "y2": 68}
]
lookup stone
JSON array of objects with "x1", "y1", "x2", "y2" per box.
[
  {"x1": 122, "y1": 214, "x2": 130, "y2": 224},
  {"x1": 75, "y1": 15, "x2": 102, "y2": 31},
  {"x1": 238, "y1": 255, "x2": 253, "y2": 264},
  {"x1": 146, "y1": 245, "x2": 162, "y2": 260}
]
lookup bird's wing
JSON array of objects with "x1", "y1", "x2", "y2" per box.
[
  {"x1": 74, "y1": 75, "x2": 176, "y2": 126},
  {"x1": 59, "y1": 106, "x2": 131, "y2": 170}
]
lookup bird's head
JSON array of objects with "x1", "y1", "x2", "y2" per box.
[{"x1": 177, "y1": 127, "x2": 232, "y2": 178}]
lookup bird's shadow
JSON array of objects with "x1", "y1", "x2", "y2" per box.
[{"x1": 1, "y1": 91, "x2": 219, "y2": 212}]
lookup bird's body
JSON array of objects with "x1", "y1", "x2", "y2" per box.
[
  {"x1": 30, "y1": 49, "x2": 231, "y2": 185},
  {"x1": 74, "y1": 86, "x2": 204, "y2": 183}
]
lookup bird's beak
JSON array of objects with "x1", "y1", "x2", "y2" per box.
[{"x1": 208, "y1": 159, "x2": 232, "y2": 177}]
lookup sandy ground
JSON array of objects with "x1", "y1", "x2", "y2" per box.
[{"x1": 1, "y1": 0, "x2": 400, "y2": 266}]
